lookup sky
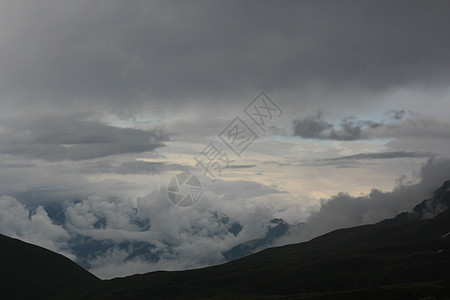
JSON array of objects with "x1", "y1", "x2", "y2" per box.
[{"x1": 0, "y1": 0, "x2": 449, "y2": 279}]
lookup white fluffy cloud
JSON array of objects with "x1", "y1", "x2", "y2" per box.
[
  {"x1": 0, "y1": 196, "x2": 73, "y2": 259},
  {"x1": 81, "y1": 183, "x2": 284, "y2": 278}
]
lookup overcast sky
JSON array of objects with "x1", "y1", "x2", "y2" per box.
[{"x1": 0, "y1": 0, "x2": 449, "y2": 278}]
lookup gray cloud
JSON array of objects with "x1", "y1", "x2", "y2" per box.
[
  {"x1": 321, "y1": 151, "x2": 432, "y2": 162},
  {"x1": 292, "y1": 111, "x2": 333, "y2": 139},
  {"x1": 292, "y1": 111, "x2": 382, "y2": 141},
  {"x1": 0, "y1": 113, "x2": 168, "y2": 161}
]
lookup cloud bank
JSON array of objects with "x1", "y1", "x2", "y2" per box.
[{"x1": 279, "y1": 157, "x2": 450, "y2": 245}]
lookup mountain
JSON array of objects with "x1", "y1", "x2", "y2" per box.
[
  {"x1": 49, "y1": 180, "x2": 450, "y2": 299},
  {"x1": 0, "y1": 234, "x2": 99, "y2": 300}
]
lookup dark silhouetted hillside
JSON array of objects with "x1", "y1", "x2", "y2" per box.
[{"x1": 0, "y1": 234, "x2": 99, "y2": 300}]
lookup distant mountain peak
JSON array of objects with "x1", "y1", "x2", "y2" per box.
[
  {"x1": 382, "y1": 180, "x2": 450, "y2": 224},
  {"x1": 433, "y1": 179, "x2": 450, "y2": 196},
  {"x1": 412, "y1": 179, "x2": 450, "y2": 219}
]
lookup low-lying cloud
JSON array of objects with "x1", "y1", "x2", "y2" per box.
[{"x1": 279, "y1": 157, "x2": 450, "y2": 245}]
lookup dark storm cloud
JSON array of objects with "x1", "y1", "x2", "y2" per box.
[
  {"x1": 0, "y1": 0, "x2": 449, "y2": 109},
  {"x1": 292, "y1": 111, "x2": 382, "y2": 141},
  {"x1": 292, "y1": 111, "x2": 333, "y2": 139},
  {"x1": 0, "y1": 113, "x2": 168, "y2": 161},
  {"x1": 321, "y1": 151, "x2": 432, "y2": 162}
]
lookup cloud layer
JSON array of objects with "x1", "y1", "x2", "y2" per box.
[{"x1": 0, "y1": 1, "x2": 449, "y2": 111}]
